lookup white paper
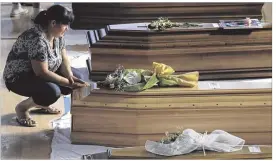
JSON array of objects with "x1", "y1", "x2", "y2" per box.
[
  {"x1": 208, "y1": 82, "x2": 220, "y2": 89},
  {"x1": 212, "y1": 23, "x2": 220, "y2": 28}
]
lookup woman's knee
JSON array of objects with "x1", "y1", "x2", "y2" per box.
[{"x1": 32, "y1": 82, "x2": 62, "y2": 106}]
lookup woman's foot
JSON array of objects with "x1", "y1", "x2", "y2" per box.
[
  {"x1": 30, "y1": 106, "x2": 61, "y2": 114},
  {"x1": 16, "y1": 117, "x2": 36, "y2": 127},
  {"x1": 15, "y1": 104, "x2": 36, "y2": 127}
]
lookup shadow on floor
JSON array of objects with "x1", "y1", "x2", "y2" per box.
[
  {"x1": 1, "y1": 113, "x2": 19, "y2": 127},
  {"x1": 1, "y1": 129, "x2": 54, "y2": 159}
]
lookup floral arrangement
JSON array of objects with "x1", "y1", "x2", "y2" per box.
[
  {"x1": 148, "y1": 17, "x2": 203, "y2": 31},
  {"x1": 97, "y1": 64, "x2": 154, "y2": 92},
  {"x1": 97, "y1": 62, "x2": 199, "y2": 92},
  {"x1": 160, "y1": 129, "x2": 183, "y2": 144}
]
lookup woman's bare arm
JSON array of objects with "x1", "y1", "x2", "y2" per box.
[
  {"x1": 31, "y1": 60, "x2": 70, "y2": 86},
  {"x1": 59, "y1": 49, "x2": 73, "y2": 76}
]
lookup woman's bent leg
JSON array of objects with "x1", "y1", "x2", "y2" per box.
[
  {"x1": 5, "y1": 76, "x2": 62, "y2": 126},
  {"x1": 6, "y1": 76, "x2": 62, "y2": 107}
]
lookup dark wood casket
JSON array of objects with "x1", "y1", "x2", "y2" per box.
[
  {"x1": 86, "y1": 25, "x2": 271, "y2": 81},
  {"x1": 71, "y1": 3, "x2": 264, "y2": 29},
  {"x1": 71, "y1": 2, "x2": 271, "y2": 81}
]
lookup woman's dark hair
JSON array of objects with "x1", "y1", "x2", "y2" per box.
[{"x1": 34, "y1": 5, "x2": 74, "y2": 27}]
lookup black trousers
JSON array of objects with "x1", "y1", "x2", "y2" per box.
[{"x1": 5, "y1": 67, "x2": 84, "y2": 106}]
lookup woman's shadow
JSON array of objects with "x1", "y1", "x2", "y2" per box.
[{"x1": 1, "y1": 113, "x2": 20, "y2": 127}]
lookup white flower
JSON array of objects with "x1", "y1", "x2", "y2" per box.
[
  {"x1": 123, "y1": 71, "x2": 141, "y2": 85},
  {"x1": 110, "y1": 84, "x2": 115, "y2": 89}
]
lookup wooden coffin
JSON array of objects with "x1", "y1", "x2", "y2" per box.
[
  {"x1": 71, "y1": 82, "x2": 272, "y2": 147},
  {"x1": 87, "y1": 25, "x2": 272, "y2": 81},
  {"x1": 109, "y1": 145, "x2": 272, "y2": 159},
  {"x1": 71, "y1": 3, "x2": 264, "y2": 29}
]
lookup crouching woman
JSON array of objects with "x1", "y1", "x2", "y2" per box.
[{"x1": 3, "y1": 5, "x2": 88, "y2": 127}]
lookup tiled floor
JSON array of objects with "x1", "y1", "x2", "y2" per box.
[{"x1": 1, "y1": 3, "x2": 89, "y2": 159}]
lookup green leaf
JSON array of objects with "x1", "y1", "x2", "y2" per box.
[
  {"x1": 143, "y1": 73, "x2": 159, "y2": 90},
  {"x1": 141, "y1": 70, "x2": 153, "y2": 77},
  {"x1": 159, "y1": 78, "x2": 177, "y2": 87},
  {"x1": 123, "y1": 83, "x2": 146, "y2": 92}
]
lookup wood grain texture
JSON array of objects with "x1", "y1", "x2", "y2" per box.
[
  {"x1": 71, "y1": 87, "x2": 272, "y2": 146},
  {"x1": 71, "y1": 131, "x2": 271, "y2": 147},
  {"x1": 72, "y1": 107, "x2": 271, "y2": 133},
  {"x1": 71, "y1": 3, "x2": 264, "y2": 29},
  {"x1": 74, "y1": 86, "x2": 272, "y2": 96},
  {"x1": 90, "y1": 69, "x2": 272, "y2": 81},
  {"x1": 109, "y1": 145, "x2": 272, "y2": 159}
]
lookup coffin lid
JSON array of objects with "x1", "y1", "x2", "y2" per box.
[{"x1": 71, "y1": 2, "x2": 264, "y2": 30}]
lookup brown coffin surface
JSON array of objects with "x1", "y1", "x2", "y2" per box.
[
  {"x1": 86, "y1": 25, "x2": 272, "y2": 81},
  {"x1": 71, "y1": 3, "x2": 264, "y2": 29},
  {"x1": 109, "y1": 145, "x2": 272, "y2": 159},
  {"x1": 71, "y1": 84, "x2": 272, "y2": 147}
]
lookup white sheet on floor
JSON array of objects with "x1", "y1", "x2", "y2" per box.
[{"x1": 50, "y1": 113, "x2": 111, "y2": 160}]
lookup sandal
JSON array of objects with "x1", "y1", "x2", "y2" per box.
[
  {"x1": 30, "y1": 107, "x2": 61, "y2": 114},
  {"x1": 16, "y1": 117, "x2": 37, "y2": 127}
]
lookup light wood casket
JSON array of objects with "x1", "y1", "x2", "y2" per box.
[
  {"x1": 71, "y1": 81, "x2": 272, "y2": 147},
  {"x1": 109, "y1": 145, "x2": 272, "y2": 159}
]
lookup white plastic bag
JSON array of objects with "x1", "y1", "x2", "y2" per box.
[{"x1": 145, "y1": 129, "x2": 245, "y2": 156}]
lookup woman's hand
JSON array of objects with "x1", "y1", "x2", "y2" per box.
[
  {"x1": 62, "y1": 70, "x2": 74, "y2": 84},
  {"x1": 68, "y1": 76, "x2": 74, "y2": 84},
  {"x1": 62, "y1": 70, "x2": 90, "y2": 89},
  {"x1": 66, "y1": 76, "x2": 90, "y2": 89},
  {"x1": 72, "y1": 76, "x2": 90, "y2": 87},
  {"x1": 70, "y1": 82, "x2": 88, "y2": 89}
]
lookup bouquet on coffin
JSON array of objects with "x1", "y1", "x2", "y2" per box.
[
  {"x1": 147, "y1": 17, "x2": 203, "y2": 31},
  {"x1": 145, "y1": 129, "x2": 245, "y2": 156},
  {"x1": 97, "y1": 62, "x2": 199, "y2": 92}
]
